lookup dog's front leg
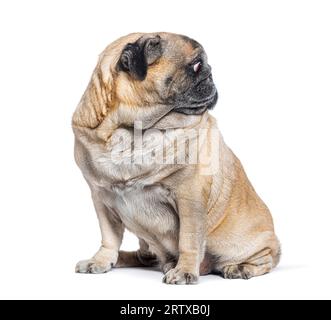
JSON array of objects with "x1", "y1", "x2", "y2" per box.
[
  {"x1": 76, "y1": 192, "x2": 124, "y2": 274},
  {"x1": 163, "y1": 181, "x2": 206, "y2": 285}
]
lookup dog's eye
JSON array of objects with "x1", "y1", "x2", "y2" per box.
[{"x1": 193, "y1": 61, "x2": 202, "y2": 73}]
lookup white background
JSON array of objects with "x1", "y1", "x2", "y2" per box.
[{"x1": 0, "y1": 0, "x2": 330, "y2": 300}]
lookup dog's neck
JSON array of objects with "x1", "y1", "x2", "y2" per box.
[
  {"x1": 73, "y1": 103, "x2": 207, "y2": 143},
  {"x1": 102, "y1": 104, "x2": 206, "y2": 139},
  {"x1": 94, "y1": 103, "x2": 174, "y2": 141}
]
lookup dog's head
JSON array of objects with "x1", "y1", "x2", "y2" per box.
[{"x1": 73, "y1": 33, "x2": 218, "y2": 129}]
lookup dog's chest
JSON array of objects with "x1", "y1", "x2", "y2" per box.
[
  {"x1": 102, "y1": 182, "x2": 179, "y2": 237},
  {"x1": 76, "y1": 127, "x2": 181, "y2": 238}
]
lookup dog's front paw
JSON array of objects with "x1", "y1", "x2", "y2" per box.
[
  {"x1": 162, "y1": 261, "x2": 176, "y2": 274},
  {"x1": 75, "y1": 259, "x2": 113, "y2": 274},
  {"x1": 163, "y1": 267, "x2": 198, "y2": 285}
]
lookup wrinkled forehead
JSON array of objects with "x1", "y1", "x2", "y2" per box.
[
  {"x1": 99, "y1": 33, "x2": 204, "y2": 79},
  {"x1": 161, "y1": 33, "x2": 204, "y2": 62},
  {"x1": 113, "y1": 33, "x2": 203, "y2": 60}
]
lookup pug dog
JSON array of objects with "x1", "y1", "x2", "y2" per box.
[{"x1": 72, "y1": 32, "x2": 280, "y2": 284}]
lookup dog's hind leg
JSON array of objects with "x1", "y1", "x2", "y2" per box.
[
  {"x1": 115, "y1": 250, "x2": 158, "y2": 268},
  {"x1": 214, "y1": 248, "x2": 277, "y2": 280},
  {"x1": 115, "y1": 239, "x2": 158, "y2": 268}
]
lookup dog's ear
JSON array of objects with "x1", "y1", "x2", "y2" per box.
[
  {"x1": 144, "y1": 36, "x2": 163, "y2": 65},
  {"x1": 117, "y1": 35, "x2": 162, "y2": 81}
]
